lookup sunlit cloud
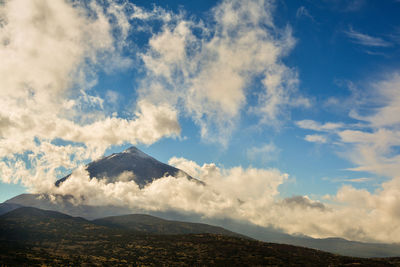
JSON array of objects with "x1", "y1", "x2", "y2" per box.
[
  {"x1": 38, "y1": 156, "x2": 400, "y2": 243},
  {"x1": 296, "y1": 120, "x2": 343, "y2": 132},
  {"x1": 138, "y1": 0, "x2": 309, "y2": 144}
]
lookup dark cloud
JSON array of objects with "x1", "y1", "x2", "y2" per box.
[{"x1": 283, "y1": 196, "x2": 326, "y2": 211}]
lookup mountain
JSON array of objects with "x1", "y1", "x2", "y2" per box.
[
  {"x1": 0, "y1": 207, "x2": 106, "y2": 242},
  {"x1": 4, "y1": 193, "x2": 133, "y2": 219},
  {"x1": 5, "y1": 146, "x2": 194, "y2": 219},
  {"x1": 55, "y1": 146, "x2": 193, "y2": 188},
  {"x1": 0, "y1": 207, "x2": 242, "y2": 240},
  {"x1": 0, "y1": 207, "x2": 241, "y2": 240},
  {"x1": 222, "y1": 219, "x2": 400, "y2": 258},
  {"x1": 1, "y1": 207, "x2": 398, "y2": 266},
  {"x1": 93, "y1": 214, "x2": 244, "y2": 237},
  {"x1": 0, "y1": 203, "x2": 22, "y2": 216}
]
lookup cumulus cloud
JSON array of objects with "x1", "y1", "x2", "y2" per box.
[
  {"x1": 57, "y1": 100, "x2": 180, "y2": 148},
  {"x1": 138, "y1": 0, "x2": 309, "y2": 144},
  {"x1": 52, "y1": 158, "x2": 288, "y2": 218}
]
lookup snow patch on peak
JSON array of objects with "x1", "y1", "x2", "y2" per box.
[{"x1": 123, "y1": 146, "x2": 151, "y2": 159}]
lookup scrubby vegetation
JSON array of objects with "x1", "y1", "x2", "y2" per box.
[{"x1": 1, "y1": 207, "x2": 399, "y2": 266}]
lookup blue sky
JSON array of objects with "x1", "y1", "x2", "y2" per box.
[
  {"x1": 1, "y1": 0, "x2": 400, "y2": 242},
  {"x1": 122, "y1": 0, "x2": 400, "y2": 196}
]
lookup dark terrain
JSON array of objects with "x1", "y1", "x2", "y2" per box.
[
  {"x1": 1, "y1": 207, "x2": 399, "y2": 266},
  {"x1": 93, "y1": 213, "x2": 244, "y2": 237}
]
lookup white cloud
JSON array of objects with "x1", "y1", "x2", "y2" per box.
[
  {"x1": 347, "y1": 177, "x2": 371, "y2": 183},
  {"x1": 323, "y1": 177, "x2": 372, "y2": 183},
  {"x1": 296, "y1": 6, "x2": 315, "y2": 22},
  {"x1": 0, "y1": 99, "x2": 180, "y2": 192},
  {"x1": 337, "y1": 129, "x2": 400, "y2": 177},
  {"x1": 247, "y1": 142, "x2": 280, "y2": 163},
  {"x1": 139, "y1": 0, "x2": 308, "y2": 144},
  {"x1": 58, "y1": 100, "x2": 180, "y2": 148},
  {"x1": 298, "y1": 73, "x2": 400, "y2": 179},
  {"x1": 345, "y1": 27, "x2": 392, "y2": 47},
  {"x1": 351, "y1": 73, "x2": 400, "y2": 127},
  {"x1": 105, "y1": 90, "x2": 119, "y2": 105},
  {"x1": 168, "y1": 157, "x2": 202, "y2": 178},
  {"x1": 53, "y1": 158, "x2": 288, "y2": 218},
  {"x1": 304, "y1": 134, "x2": 327, "y2": 143},
  {"x1": 334, "y1": 73, "x2": 400, "y2": 178},
  {"x1": 296, "y1": 120, "x2": 343, "y2": 132}
]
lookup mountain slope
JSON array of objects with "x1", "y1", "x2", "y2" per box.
[
  {"x1": 5, "y1": 146, "x2": 194, "y2": 219},
  {"x1": 93, "y1": 214, "x2": 244, "y2": 237},
  {"x1": 0, "y1": 203, "x2": 22, "y2": 216},
  {"x1": 4, "y1": 193, "x2": 133, "y2": 219},
  {"x1": 0, "y1": 207, "x2": 244, "y2": 238},
  {"x1": 0, "y1": 207, "x2": 107, "y2": 242},
  {"x1": 56, "y1": 146, "x2": 192, "y2": 188},
  {"x1": 230, "y1": 221, "x2": 400, "y2": 258}
]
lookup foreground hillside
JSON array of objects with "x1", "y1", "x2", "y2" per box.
[
  {"x1": 3, "y1": 234, "x2": 400, "y2": 266},
  {"x1": 1, "y1": 207, "x2": 399, "y2": 266}
]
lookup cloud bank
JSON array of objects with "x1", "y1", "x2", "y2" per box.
[{"x1": 40, "y1": 155, "x2": 400, "y2": 243}]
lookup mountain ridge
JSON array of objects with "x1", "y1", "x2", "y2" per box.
[
  {"x1": 0, "y1": 206, "x2": 241, "y2": 238},
  {"x1": 93, "y1": 213, "x2": 246, "y2": 238}
]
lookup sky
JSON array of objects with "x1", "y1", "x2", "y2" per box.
[{"x1": 1, "y1": 0, "x2": 400, "y2": 243}]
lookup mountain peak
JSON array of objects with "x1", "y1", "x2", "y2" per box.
[
  {"x1": 55, "y1": 146, "x2": 192, "y2": 188},
  {"x1": 122, "y1": 146, "x2": 151, "y2": 159}
]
